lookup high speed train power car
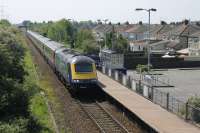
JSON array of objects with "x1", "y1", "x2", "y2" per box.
[{"x1": 27, "y1": 31, "x2": 97, "y2": 89}]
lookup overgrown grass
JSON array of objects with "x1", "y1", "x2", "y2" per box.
[{"x1": 23, "y1": 39, "x2": 54, "y2": 133}]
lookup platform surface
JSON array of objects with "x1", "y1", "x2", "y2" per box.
[{"x1": 97, "y1": 71, "x2": 200, "y2": 133}]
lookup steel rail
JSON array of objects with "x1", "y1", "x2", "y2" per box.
[{"x1": 78, "y1": 100, "x2": 130, "y2": 133}]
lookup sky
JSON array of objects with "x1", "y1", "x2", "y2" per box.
[{"x1": 2, "y1": 0, "x2": 200, "y2": 24}]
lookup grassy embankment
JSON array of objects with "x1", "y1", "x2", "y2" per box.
[
  {"x1": 22, "y1": 36, "x2": 55, "y2": 133},
  {"x1": 24, "y1": 34, "x2": 72, "y2": 133}
]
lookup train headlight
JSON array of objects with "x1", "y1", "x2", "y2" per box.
[{"x1": 74, "y1": 80, "x2": 80, "y2": 83}]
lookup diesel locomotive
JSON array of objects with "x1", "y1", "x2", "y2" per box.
[{"x1": 27, "y1": 31, "x2": 98, "y2": 89}]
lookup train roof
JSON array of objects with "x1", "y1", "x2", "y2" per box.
[
  {"x1": 71, "y1": 56, "x2": 95, "y2": 64},
  {"x1": 28, "y1": 31, "x2": 95, "y2": 64},
  {"x1": 28, "y1": 31, "x2": 64, "y2": 51},
  {"x1": 56, "y1": 48, "x2": 81, "y2": 62},
  {"x1": 46, "y1": 40, "x2": 64, "y2": 51},
  {"x1": 56, "y1": 48, "x2": 94, "y2": 64}
]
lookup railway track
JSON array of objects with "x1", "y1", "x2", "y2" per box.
[{"x1": 78, "y1": 100, "x2": 130, "y2": 133}]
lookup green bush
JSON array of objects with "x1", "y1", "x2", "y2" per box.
[
  {"x1": 0, "y1": 20, "x2": 47, "y2": 133},
  {"x1": 188, "y1": 97, "x2": 200, "y2": 123},
  {"x1": 136, "y1": 64, "x2": 150, "y2": 73}
]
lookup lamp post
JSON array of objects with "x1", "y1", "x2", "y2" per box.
[
  {"x1": 135, "y1": 8, "x2": 157, "y2": 72},
  {"x1": 100, "y1": 19, "x2": 109, "y2": 49}
]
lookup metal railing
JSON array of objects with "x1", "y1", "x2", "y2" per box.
[{"x1": 98, "y1": 66, "x2": 200, "y2": 126}]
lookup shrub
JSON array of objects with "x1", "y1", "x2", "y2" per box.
[{"x1": 188, "y1": 97, "x2": 200, "y2": 123}]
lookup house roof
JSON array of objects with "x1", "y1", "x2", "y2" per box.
[
  {"x1": 93, "y1": 24, "x2": 113, "y2": 33},
  {"x1": 115, "y1": 24, "x2": 135, "y2": 33},
  {"x1": 150, "y1": 40, "x2": 180, "y2": 49},
  {"x1": 130, "y1": 39, "x2": 161, "y2": 46},
  {"x1": 155, "y1": 25, "x2": 174, "y2": 36},
  {"x1": 125, "y1": 24, "x2": 163, "y2": 35},
  {"x1": 164, "y1": 23, "x2": 200, "y2": 37},
  {"x1": 177, "y1": 48, "x2": 189, "y2": 54}
]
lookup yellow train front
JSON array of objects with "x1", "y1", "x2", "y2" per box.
[
  {"x1": 55, "y1": 48, "x2": 98, "y2": 89},
  {"x1": 69, "y1": 56, "x2": 98, "y2": 88}
]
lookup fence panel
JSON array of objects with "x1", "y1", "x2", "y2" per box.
[
  {"x1": 126, "y1": 76, "x2": 132, "y2": 89},
  {"x1": 118, "y1": 72, "x2": 123, "y2": 84},
  {"x1": 188, "y1": 105, "x2": 200, "y2": 124},
  {"x1": 136, "y1": 81, "x2": 143, "y2": 95},
  {"x1": 111, "y1": 69, "x2": 115, "y2": 79},
  {"x1": 153, "y1": 89, "x2": 168, "y2": 108},
  {"x1": 148, "y1": 87, "x2": 154, "y2": 100},
  {"x1": 168, "y1": 96, "x2": 185, "y2": 118}
]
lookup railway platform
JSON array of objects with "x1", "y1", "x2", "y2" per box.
[{"x1": 97, "y1": 71, "x2": 200, "y2": 133}]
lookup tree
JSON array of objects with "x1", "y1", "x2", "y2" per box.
[
  {"x1": 76, "y1": 29, "x2": 94, "y2": 47},
  {"x1": 82, "y1": 40, "x2": 99, "y2": 54},
  {"x1": 104, "y1": 31, "x2": 128, "y2": 53},
  {"x1": 75, "y1": 29, "x2": 99, "y2": 54},
  {"x1": 115, "y1": 34, "x2": 128, "y2": 53},
  {"x1": 125, "y1": 21, "x2": 129, "y2": 25},
  {"x1": 161, "y1": 21, "x2": 167, "y2": 25},
  {"x1": 183, "y1": 19, "x2": 189, "y2": 25},
  {"x1": 0, "y1": 37, "x2": 26, "y2": 83},
  {"x1": 0, "y1": 19, "x2": 11, "y2": 27}
]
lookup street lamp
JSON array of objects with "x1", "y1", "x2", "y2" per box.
[
  {"x1": 135, "y1": 8, "x2": 157, "y2": 72},
  {"x1": 99, "y1": 19, "x2": 109, "y2": 49}
]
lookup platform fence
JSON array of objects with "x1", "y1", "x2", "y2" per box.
[{"x1": 98, "y1": 66, "x2": 200, "y2": 126}]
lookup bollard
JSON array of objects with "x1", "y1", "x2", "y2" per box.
[
  {"x1": 102, "y1": 66, "x2": 106, "y2": 74},
  {"x1": 151, "y1": 87, "x2": 154, "y2": 102},
  {"x1": 131, "y1": 80, "x2": 136, "y2": 91},
  {"x1": 115, "y1": 71, "x2": 119, "y2": 81},
  {"x1": 122, "y1": 75, "x2": 127, "y2": 86},
  {"x1": 108, "y1": 68, "x2": 112, "y2": 77},
  {"x1": 143, "y1": 85, "x2": 149, "y2": 97}
]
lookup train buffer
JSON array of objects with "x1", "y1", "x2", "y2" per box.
[{"x1": 97, "y1": 71, "x2": 200, "y2": 133}]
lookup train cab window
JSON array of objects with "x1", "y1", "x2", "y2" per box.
[{"x1": 75, "y1": 63, "x2": 93, "y2": 73}]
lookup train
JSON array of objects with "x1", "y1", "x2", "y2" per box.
[{"x1": 27, "y1": 31, "x2": 98, "y2": 89}]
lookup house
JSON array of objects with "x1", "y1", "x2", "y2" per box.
[
  {"x1": 188, "y1": 32, "x2": 200, "y2": 57},
  {"x1": 129, "y1": 39, "x2": 161, "y2": 52},
  {"x1": 93, "y1": 24, "x2": 113, "y2": 41},
  {"x1": 129, "y1": 40, "x2": 147, "y2": 52},
  {"x1": 114, "y1": 24, "x2": 135, "y2": 39},
  {"x1": 124, "y1": 24, "x2": 148, "y2": 41},
  {"x1": 154, "y1": 24, "x2": 173, "y2": 40},
  {"x1": 162, "y1": 22, "x2": 200, "y2": 50},
  {"x1": 151, "y1": 40, "x2": 180, "y2": 51}
]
